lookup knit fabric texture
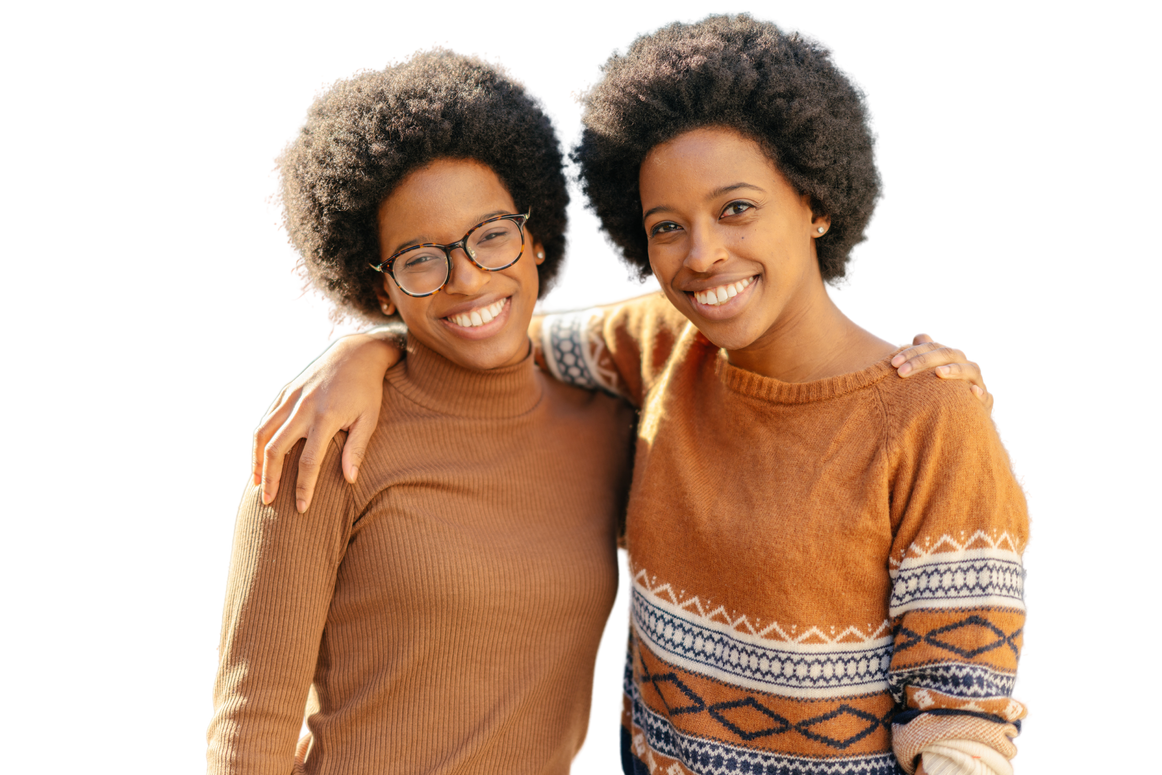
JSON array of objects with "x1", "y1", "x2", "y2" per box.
[
  {"x1": 542, "y1": 296, "x2": 1028, "y2": 775},
  {"x1": 207, "y1": 339, "x2": 636, "y2": 774}
]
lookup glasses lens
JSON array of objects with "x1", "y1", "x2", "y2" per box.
[
  {"x1": 467, "y1": 219, "x2": 523, "y2": 269},
  {"x1": 393, "y1": 249, "x2": 448, "y2": 295}
]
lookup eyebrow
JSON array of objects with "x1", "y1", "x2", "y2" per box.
[
  {"x1": 641, "y1": 183, "x2": 766, "y2": 224},
  {"x1": 390, "y1": 210, "x2": 513, "y2": 255}
]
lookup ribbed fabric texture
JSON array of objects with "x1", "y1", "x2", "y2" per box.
[
  {"x1": 207, "y1": 340, "x2": 636, "y2": 775},
  {"x1": 920, "y1": 739, "x2": 1013, "y2": 775},
  {"x1": 541, "y1": 296, "x2": 1029, "y2": 775}
]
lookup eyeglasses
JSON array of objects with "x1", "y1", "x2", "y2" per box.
[{"x1": 370, "y1": 212, "x2": 531, "y2": 297}]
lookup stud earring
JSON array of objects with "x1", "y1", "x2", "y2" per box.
[
  {"x1": 536, "y1": 251, "x2": 545, "y2": 259},
  {"x1": 816, "y1": 226, "x2": 826, "y2": 234}
]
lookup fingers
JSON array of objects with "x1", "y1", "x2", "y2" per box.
[
  {"x1": 260, "y1": 410, "x2": 312, "y2": 507},
  {"x1": 294, "y1": 428, "x2": 333, "y2": 514},
  {"x1": 252, "y1": 389, "x2": 295, "y2": 486},
  {"x1": 890, "y1": 336, "x2": 994, "y2": 412},
  {"x1": 891, "y1": 341, "x2": 966, "y2": 377},
  {"x1": 341, "y1": 404, "x2": 381, "y2": 484},
  {"x1": 260, "y1": 429, "x2": 289, "y2": 507}
]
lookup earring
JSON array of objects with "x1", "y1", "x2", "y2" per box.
[
  {"x1": 536, "y1": 251, "x2": 545, "y2": 259},
  {"x1": 816, "y1": 226, "x2": 826, "y2": 234}
]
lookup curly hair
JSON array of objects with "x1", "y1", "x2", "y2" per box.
[
  {"x1": 573, "y1": 14, "x2": 880, "y2": 282},
  {"x1": 279, "y1": 50, "x2": 569, "y2": 320}
]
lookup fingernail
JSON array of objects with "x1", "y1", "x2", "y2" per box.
[
  {"x1": 348, "y1": 465, "x2": 358, "y2": 482},
  {"x1": 898, "y1": 362, "x2": 912, "y2": 376},
  {"x1": 937, "y1": 365, "x2": 950, "y2": 376},
  {"x1": 297, "y1": 499, "x2": 307, "y2": 513},
  {"x1": 972, "y1": 385, "x2": 983, "y2": 396},
  {"x1": 262, "y1": 491, "x2": 272, "y2": 505},
  {"x1": 891, "y1": 355, "x2": 905, "y2": 367}
]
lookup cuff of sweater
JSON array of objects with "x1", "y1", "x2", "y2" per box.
[
  {"x1": 894, "y1": 714, "x2": 1018, "y2": 775},
  {"x1": 921, "y1": 739, "x2": 1013, "y2": 775}
]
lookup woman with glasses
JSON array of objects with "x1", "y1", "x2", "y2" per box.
[{"x1": 207, "y1": 50, "x2": 637, "y2": 774}]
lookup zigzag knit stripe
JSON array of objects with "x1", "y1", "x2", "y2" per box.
[{"x1": 633, "y1": 586, "x2": 893, "y2": 699}]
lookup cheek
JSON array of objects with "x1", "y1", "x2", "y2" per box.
[
  {"x1": 647, "y1": 248, "x2": 678, "y2": 286},
  {"x1": 389, "y1": 292, "x2": 429, "y2": 328}
]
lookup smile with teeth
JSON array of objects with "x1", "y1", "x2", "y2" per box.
[
  {"x1": 692, "y1": 277, "x2": 753, "y2": 306},
  {"x1": 448, "y1": 298, "x2": 507, "y2": 328}
]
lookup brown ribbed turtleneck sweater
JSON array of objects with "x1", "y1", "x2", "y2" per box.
[{"x1": 207, "y1": 340, "x2": 635, "y2": 774}]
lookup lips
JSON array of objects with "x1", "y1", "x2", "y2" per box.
[
  {"x1": 438, "y1": 295, "x2": 514, "y2": 341},
  {"x1": 447, "y1": 298, "x2": 506, "y2": 328},
  {"x1": 678, "y1": 275, "x2": 762, "y2": 320},
  {"x1": 691, "y1": 277, "x2": 753, "y2": 306}
]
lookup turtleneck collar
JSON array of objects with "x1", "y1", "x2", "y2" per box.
[
  {"x1": 714, "y1": 347, "x2": 903, "y2": 404},
  {"x1": 385, "y1": 337, "x2": 544, "y2": 418}
]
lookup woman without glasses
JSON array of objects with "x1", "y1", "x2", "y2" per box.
[
  {"x1": 244, "y1": 17, "x2": 1020, "y2": 775},
  {"x1": 566, "y1": 17, "x2": 1027, "y2": 775}
]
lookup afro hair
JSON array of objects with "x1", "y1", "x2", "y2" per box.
[
  {"x1": 279, "y1": 49, "x2": 569, "y2": 320},
  {"x1": 574, "y1": 14, "x2": 880, "y2": 283}
]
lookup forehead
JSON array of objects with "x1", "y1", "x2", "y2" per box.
[
  {"x1": 376, "y1": 159, "x2": 515, "y2": 241},
  {"x1": 639, "y1": 127, "x2": 782, "y2": 197}
]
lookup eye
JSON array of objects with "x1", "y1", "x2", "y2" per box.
[
  {"x1": 649, "y1": 221, "x2": 681, "y2": 238},
  {"x1": 476, "y1": 227, "x2": 510, "y2": 243},
  {"x1": 721, "y1": 201, "x2": 753, "y2": 218},
  {"x1": 401, "y1": 250, "x2": 443, "y2": 271}
]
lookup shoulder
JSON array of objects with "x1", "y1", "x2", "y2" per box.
[
  {"x1": 282, "y1": 432, "x2": 354, "y2": 511},
  {"x1": 871, "y1": 369, "x2": 1017, "y2": 476},
  {"x1": 616, "y1": 292, "x2": 691, "y2": 329},
  {"x1": 234, "y1": 433, "x2": 355, "y2": 555},
  {"x1": 546, "y1": 286, "x2": 683, "y2": 341},
  {"x1": 874, "y1": 370, "x2": 1022, "y2": 493},
  {"x1": 541, "y1": 373, "x2": 637, "y2": 428},
  {"x1": 874, "y1": 369, "x2": 993, "y2": 435}
]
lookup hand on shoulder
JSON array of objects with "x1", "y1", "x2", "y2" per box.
[{"x1": 253, "y1": 332, "x2": 401, "y2": 513}]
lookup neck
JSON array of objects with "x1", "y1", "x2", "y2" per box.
[{"x1": 725, "y1": 284, "x2": 895, "y2": 382}]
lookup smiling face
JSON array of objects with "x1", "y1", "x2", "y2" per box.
[
  {"x1": 375, "y1": 158, "x2": 544, "y2": 372},
  {"x1": 639, "y1": 126, "x2": 831, "y2": 357}
]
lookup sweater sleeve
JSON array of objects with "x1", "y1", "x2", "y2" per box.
[
  {"x1": 880, "y1": 376, "x2": 1029, "y2": 774},
  {"x1": 207, "y1": 436, "x2": 355, "y2": 775},
  {"x1": 539, "y1": 293, "x2": 690, "y2": 407}
]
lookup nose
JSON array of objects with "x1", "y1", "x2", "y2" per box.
[
  {"x1": 442, "y1": 246, "x2": 489, "y2": 295},
  {"x1": 683, "y1": 222, "x2": 729, "y2": 273}
]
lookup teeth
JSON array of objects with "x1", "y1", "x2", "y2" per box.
[
  {"x1": 694, "y1": 277, "x2": 752, "y2": 306},
  {"x1": 450, "y1": 299, "x2": 506, "y2": 328}
]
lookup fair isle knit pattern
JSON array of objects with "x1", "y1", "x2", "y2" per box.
[
  {"x1": 207, "y1": 340, "x2": 636, "y2": 775},
  {"x1": 543, "y1": 296, "x2": 1028, "y2": 775}
]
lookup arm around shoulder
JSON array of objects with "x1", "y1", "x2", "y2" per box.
[
  {"x1": 537, "y1": 292, "x2": 689, "y2": 405},
  {"x1": 254, "y1": 328, "x2": 403, "y2": 512}
]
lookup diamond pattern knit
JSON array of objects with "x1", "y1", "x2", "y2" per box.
[{"x1": 543, "y1": 296, "x2": 1028, "y2": 775}]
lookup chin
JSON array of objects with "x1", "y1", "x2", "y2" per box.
[{"x1": 447, "y1": 339, "x2": 528, "y2": 372}]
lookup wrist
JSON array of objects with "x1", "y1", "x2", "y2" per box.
[{"x1": 330, "y1": 331, "x2": 403, "y2": 372}]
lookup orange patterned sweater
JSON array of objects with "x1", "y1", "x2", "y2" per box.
[{"x1": 541, "y1": 295, "x2": 1028, "y2": 775}]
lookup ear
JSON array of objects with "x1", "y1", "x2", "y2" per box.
[
  {"x1": 373, "y1": 277, "x2": 396, "y2": 317},
  {"x1": 811, "y1": 213, "x2": 832, "y2": 239},
  {"x1": 532, "y1": 238, "x2": 546, "y2": 266}
]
